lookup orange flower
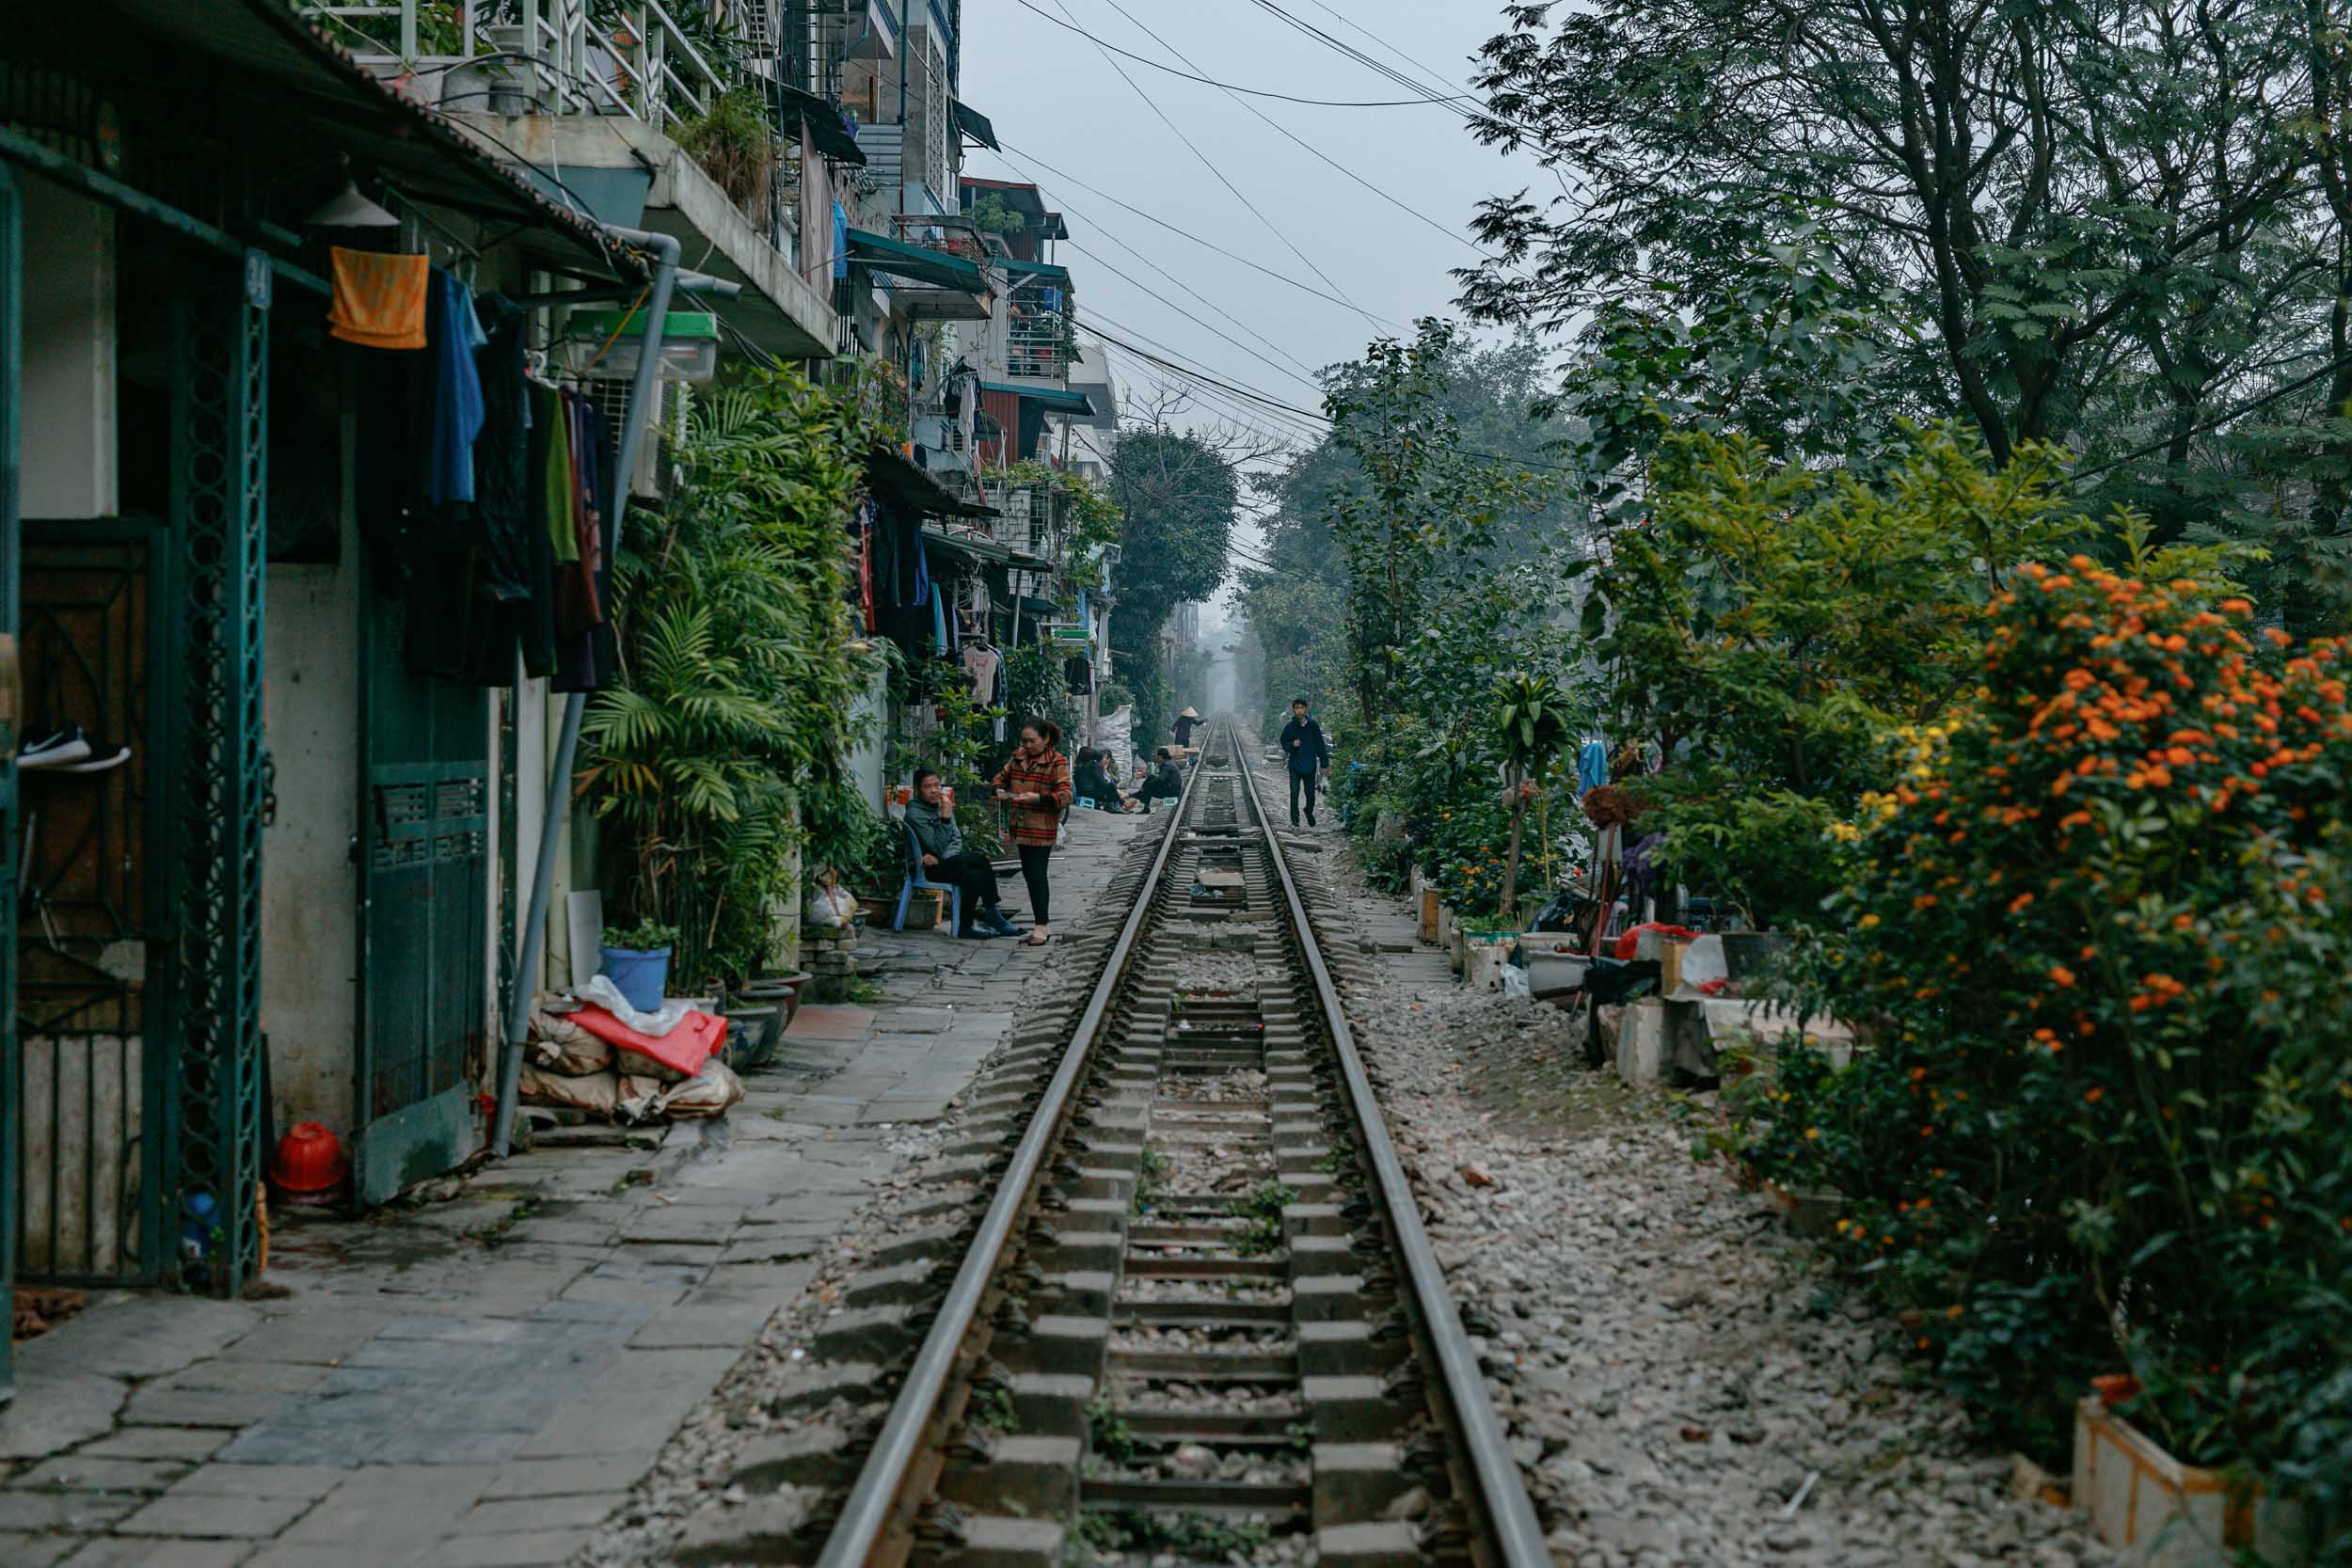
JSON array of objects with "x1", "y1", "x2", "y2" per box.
[
  {"x1": 2050, "y1": 964, "x2": 2077, "y2": 988},
  {"x1": 2008, "y1": 892, "x2": 2036, "y2": 914},
  {"x1": 2085, "y1": 1087, "x2": 2106, "y2": 1103},
  {"x1": 2220, "y1": 597, "x2": 2253, "y2": 615}
]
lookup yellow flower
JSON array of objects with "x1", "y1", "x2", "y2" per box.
[{"x1": 1859, "y1": 913, "x2": 1882, "y2": 928}]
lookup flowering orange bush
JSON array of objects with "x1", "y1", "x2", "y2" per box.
[{"x1": 1753, "y1": 560, "x2": 2352, "y2": 1533}]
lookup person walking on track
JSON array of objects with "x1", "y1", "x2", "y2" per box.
[
  {"x1": 1279, "y1": 697, "x2": 1331, "y2": 828},
  {"x1": 1172, "y1": 706, "x2": 1201, "y2": 750},
  {"x1": 993, "y1": 718, "x2": 1073, "y2": 946}
]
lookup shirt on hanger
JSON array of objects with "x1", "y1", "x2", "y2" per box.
[{"x1": 326, "y1": 247, "x2": 429, "y2": 350}]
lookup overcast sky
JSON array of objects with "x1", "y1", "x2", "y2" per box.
[{"x1": 959, "y1": 0, "x2": 1559, "y2": 645}]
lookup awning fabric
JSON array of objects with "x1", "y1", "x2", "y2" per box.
[
  {"x1": 980, "y1": 381, "x2": 1097, "y2": 416},
  {"x1": 954, "y1": 101, "x2": 1002, "y2": 151},
  {"x1": 847, "y1": 229, "x2": 989, "y2": 293},
  {"x1": 1004, "y1": 258, "x2": 1073, "y2": 285},
  {"x1": 866, "y1": 447, "x2": 997, "y2": 519},
  {"x1": 775, "y1": 83, "x2": 866, "y2": 166}
]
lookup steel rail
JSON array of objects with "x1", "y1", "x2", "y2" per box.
[
  {"x1": 814, "y1": 728, "x2": 1221, "y2": 1568},
  {"x1": 1237, "y1": 734, "x2": 1553, "y2": 1568}
]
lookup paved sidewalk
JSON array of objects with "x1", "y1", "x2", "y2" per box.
[{"x1": 0, "y1": 809, "x2": 1150, "y2": 1568}]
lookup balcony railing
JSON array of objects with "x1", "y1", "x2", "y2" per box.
[
  {"x1": 302, "y1": 0, "x2": 737, "y2": 132},
  {"x1": 1005, "y1": 273, "x2": 1074, "y2": 380}
]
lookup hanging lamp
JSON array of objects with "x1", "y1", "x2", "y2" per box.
[{"x1": 305, "y1": 159, "x2": 398, "y2": 230}]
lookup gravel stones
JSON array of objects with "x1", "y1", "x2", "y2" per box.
[{"x1": 1314, "y1": 852, "x2": 2114, "y2": 1568}]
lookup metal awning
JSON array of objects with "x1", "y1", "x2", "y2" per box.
[
  {"x1": 954, "y1": 101, "x2": 1001, "y2": 151},
  {"x1": 847, "y1": 229, "x2": 990, "y2": 293},
  {"x1": 1005, "y1": 258, "x2": 1073, "y2": 286},
  {"x1": 922, "y1": 527, "x2": 1014, "y2": 563},
  {"x1": 866, "y1": 448, "x2": 998, "y2": 519},
  {"x1": 980, "y1": 381, "x2": 1098, "y2": 417},
  {"x1": 776, "y1": 83, "x2": 866, "y2": 166}
]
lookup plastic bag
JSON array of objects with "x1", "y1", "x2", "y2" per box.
[
  {"x1": 804, "y1": 879, "x2": 858, "y2": 928},
  {"x1": 623, "y1": 1058, "x2": 745, "y2": 1123}
]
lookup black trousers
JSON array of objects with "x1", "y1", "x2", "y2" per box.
[
  {"x1": 1017, "y1": 844, "x2": 1054, "y2": 926},
  {"x1": 936, "y1": 850, "x2": 1000, "y2": 927},
  {"x1": 1290, "y1": 770, "x2": 1319, "y2": 823}
]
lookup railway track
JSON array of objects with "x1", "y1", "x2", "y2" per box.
[{"x1": 793, "y1": 719, "x2": 1546, "y2": 1568}]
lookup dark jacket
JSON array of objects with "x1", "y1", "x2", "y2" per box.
[
  {"x1": 1139, "y1": 760, "x2": 1182, "y2": 799},
  {"x1": 1074, "y1": 762, "x2": 1122, "y2": 807},
  {"x1": 1279, "y1": 717, "x2": 1330, "y2": 777},
  {"x1": 905, "y1": 798, "x2": 962, "y2": 863},
  {"x1": 1172, "y1": 715, "x2": 1199, "y2": 747}
]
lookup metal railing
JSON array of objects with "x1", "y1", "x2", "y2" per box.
[{"x1": 301, "y1": 1, "x2": 739, "y2": 132}]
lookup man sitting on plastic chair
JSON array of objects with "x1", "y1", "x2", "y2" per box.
[{"x1": 900, "y1": 768, "x2": 1023, "y2": 939}]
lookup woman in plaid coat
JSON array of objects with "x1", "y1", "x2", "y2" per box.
[{"x1": 993, "y1": 718, "x2": 1074, "y2": 945}]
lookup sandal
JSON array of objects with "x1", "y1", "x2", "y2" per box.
[{"x1": 1024, "y1": 929, "x2": 1052, "y2": 946}]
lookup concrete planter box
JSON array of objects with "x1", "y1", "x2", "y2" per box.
[
  {"x1": 1465, "y1": 942, "x2": 1508, "y2": 990},
  {"x1": 2073, "y1": 1397, "x2": 2309, "y2": 1567},
  {"x1": 1516, "y1": 931, "x2": 1589, "y2": 998},
  {"x1": 1418, "y1": 886, "x2": 1440, "y2": 945}
]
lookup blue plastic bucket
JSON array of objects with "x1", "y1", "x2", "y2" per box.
[{"x1": 598, "y1": 945, "x2": 672, "y2": 1013}]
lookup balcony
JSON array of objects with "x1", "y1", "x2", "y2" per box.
[
  {"x1": 1003, "y1": 262, "x2": 1074, "y2": 380},
  {"x1": 301, "y1": 0, "x2": 845, "y2": 357}
]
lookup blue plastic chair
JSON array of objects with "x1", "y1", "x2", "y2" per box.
[{"x1": 893, "y1": 822, "x2": 962, "y2": 933}]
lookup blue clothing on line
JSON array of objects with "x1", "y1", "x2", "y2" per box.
[
  {"x1": 1577, "y1": 738, "x2": 1610, "y2": 796},
  {"x1": 425, "y1": 268, "x2": 485, "y2": 508}
]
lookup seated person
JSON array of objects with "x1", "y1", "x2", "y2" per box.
[
  {"x1": 904, "y1": 768, "x2": 1022, "y2": 938},
  {"x1": 1133, "y1": 747, "x2": 1184, "y2": 806},
  {"x1": 1073, "y1": 748, "x2": 1134, "y2": 812}
]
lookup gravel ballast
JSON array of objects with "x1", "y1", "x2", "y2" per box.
[{"x1": 1315, "y1": 846, "x2": 2114, "y2": 1568}]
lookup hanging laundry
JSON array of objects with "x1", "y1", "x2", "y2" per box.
[
  {"x1": 831, "y1": 201, "x2": 849, "y2": 280},
  {"x1": 1577, "y1": 737, "x2": 1610, "y2": 797},
  {"x1": 961, "y1": 641, "x2": 1000, "y2": 704},
  {"x1": 326, "y1": 246, "x2": 429, "y2": 350},
  {"x1": 931, "y1": 594, "x2": 948, "y2": 654},
  {"x1": 912, "y1": 531, "x2": 931, "y2": 607},
  {"x1": 471, "y1": 294, "x2": 532, "y2": 601},
  {"x1": 423, "y1": 269, "x2": 485, "y2": 508}
]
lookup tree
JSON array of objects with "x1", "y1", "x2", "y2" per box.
[
  {"x1": 1106, "y1": 414, "x2": 1248, "y2": 742},
  {"x1": 1490, "y1": 671, "x2": 1575, "y2": 923},
  {"x1": 1464, "y1": 0, "x2": 2322, "y2": 473}
]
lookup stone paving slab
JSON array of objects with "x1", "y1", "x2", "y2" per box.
[{"x1": 4, "y1": 807, "x2": 1152, "y2": 1567}]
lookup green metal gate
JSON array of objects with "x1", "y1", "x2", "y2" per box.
[
  {"x1": 16, "y1": 522, "x2": 172, "y2": 1289},
  {"x1": 0, "y1": 164, "x2": 23, "y2": 1403},
  {"x1": 353, "y1": 592, "x2": 488, "y2": 1208},
  {"x1": 169, "y1": 253, "x2": 271, "y2": 1297}
]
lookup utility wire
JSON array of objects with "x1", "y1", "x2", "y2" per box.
[
  {"x1": 2068, "y1": 358, "x2": 2350, "y2": 486},
  {"x1": 1042, "y1": 0, "x2": 1365, "y2": 316},
  {"x1": 993, "y1": 141, "x2": 1405, "y2": 328},
  {"x1": 1014, "y1": 0, "x2": 1440, "y2": 105},
  {"x1": 1068, "y1": 240, "x2": 1327, "y2": 394},
  {"x1": 1087, "y1": 0, "x2": 1501, "y2": 266}
]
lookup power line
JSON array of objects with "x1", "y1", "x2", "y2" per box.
[
  {"x1": 2068, "y1": 358, "x2": 2351, "y2": 486},
  {"x1": 1087, "y1": 0, "x2": 1499, "y2": 265},
  {"x1": 1043, "y1": 0, "x2": 1365, "y2": 316},
  {"x1": 1067, "y1": 240, "x2": 1326, "y2": 394},
  {"x1": 1013, "y1": 0, "x2": 1441, "y2": 105},
  {"x1": 991, "y1": 141, "x2": 1404, "y2": 328},
  {"x1": 1292, "y1": 0, "x2": 1486, "y2": 103}
]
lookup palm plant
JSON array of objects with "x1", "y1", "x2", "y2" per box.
[
  {"x1": 1490, "y1": 671, "x2": 1576, "y2": 926},
  {"x1": 581, "y1": 369, "x2": 880, "y2": 989}
]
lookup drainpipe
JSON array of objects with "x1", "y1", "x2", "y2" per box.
[{"x1": 492, "y1": 224, "x2": 681, "y2": 1159}]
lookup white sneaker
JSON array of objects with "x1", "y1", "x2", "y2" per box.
[
  {"x1": 20, "y1": 733, "x2": 91, "y2": 770},
  {"x1": 60, "y1": 743, "x2": 131, "y2": 774}
]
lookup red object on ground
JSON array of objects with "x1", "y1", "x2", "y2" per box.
[
  {"x1": 569, "y1": 1005, "x2": 724, "y2": 1078},
  {"x1": 270, "y1": 1122, "x2": 348, "y2": 1195},
  {"x1": 1612, "y1": 922, "x2": 1701, "y2": 960}
]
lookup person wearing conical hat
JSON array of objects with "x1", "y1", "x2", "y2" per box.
[{"x1": 1172, "y1": 706, "x2": 1201, "y2": 749}]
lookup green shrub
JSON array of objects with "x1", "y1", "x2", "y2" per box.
[{"x1": 1754, "y1": 560, "x2": 2352, "y2": 1547}]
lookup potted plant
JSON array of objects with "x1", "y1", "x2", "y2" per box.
[{"x1": 598, "y1": 917, "x2": 679, "y2": 1013}]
